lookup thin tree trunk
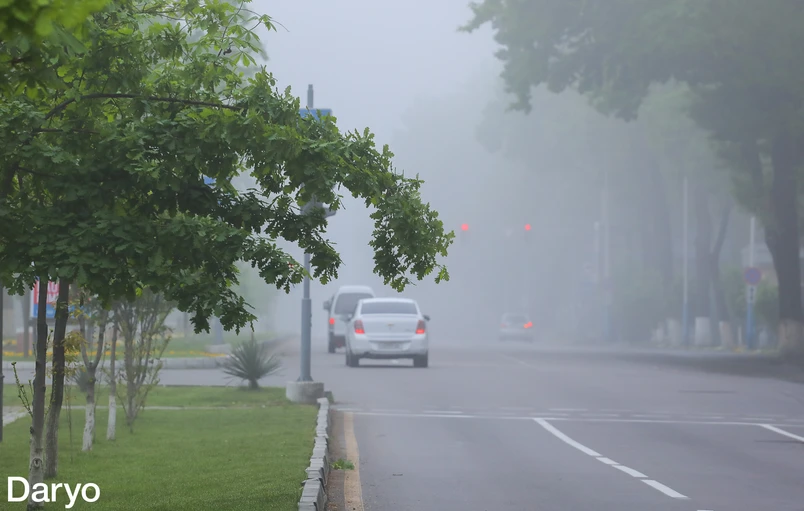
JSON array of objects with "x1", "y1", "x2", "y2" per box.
[
  {"x1": 23, "y1": 288, "x2": 30, "y2": 357},
  {"x1": 107, "y1": 320, "x2": 118, "y2": 441},
  {"x1": 767, "y1": 128, "x2": 804, "y2": 359},
  {"x1": 28, "y1": 280, "x2": 48, "y2": 510},
  {"x1": 82, "y1": 371, "x2": 96, "y2": 451},
  {"x1": 81, "y1": 309, "x2": 107, "y2": 451},
  {"x1": 44, "y1": 279, "x2": 70, "y2": 479}
]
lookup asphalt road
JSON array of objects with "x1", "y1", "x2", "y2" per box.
[
  {"x1": 316, "y1": 340, "x2": 804, "y2": 511},
  {"x1": 6, "y1": 338, "x2": 804, "y2": 510}
]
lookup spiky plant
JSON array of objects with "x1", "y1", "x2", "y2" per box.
[{"x1": 222, "y1": 335, "x2": 282, "y2": 390}]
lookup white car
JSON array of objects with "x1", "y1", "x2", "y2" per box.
[
  {"x1": 344, "y1": 297, "x2": 430, "y2": 368},
  {"x1": 323, "y1": 285, "x2": 376, "y2": 353}
]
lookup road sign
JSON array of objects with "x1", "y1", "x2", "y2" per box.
[
  {"x1": 747, "y1": 285, "x2": 757, "y2": 304},
  {"x1": 31, "y1": 280, "x2": 60, "y2": 319},
  {"x1": 744, "y1": 267, "x2": 762, "y2": 285},
  {"x1": 299, "y1": 108, "x2": 333, "y2": 120}
]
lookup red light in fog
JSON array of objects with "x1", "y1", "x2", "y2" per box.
[
  {"x1": 461, "y1": 223, "x2": 469, "y2": 231},
  {"x1": 525, "y1": 224, "x2": 532, "y2": 231},
  {"x1": 354, "y1": 319, "x2": 365, "y2": 334},
  {"x1": 415, "y1": 320, "x2": 426, "y2": 334},
  {"x1": 329, "y1": 317, "x2": 335, "y2": 325},
  {"x1": 524, "y1": 322, "x2": 533, "y2": 329}
]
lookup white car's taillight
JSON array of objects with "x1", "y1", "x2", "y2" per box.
[
  {"x1": 354, "y1": 319, "x2": 365, "y2": 334},
  {"x1": 415, "y1": 320, "x2": 426, "y2": 335}
]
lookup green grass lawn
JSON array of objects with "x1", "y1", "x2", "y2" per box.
[
  {"x1": 0, "y1": 386, "x2": 317, "y2": 510},
  {"x1": 4, "y1": 383, "x2": 297, "y2": 411},
  {"x1": 2, "y1": 331, "x2": 279, "y2": 361}
]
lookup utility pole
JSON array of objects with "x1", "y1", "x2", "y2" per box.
[
  {"x1": 286, "y1": 84, "x2": 334, "y2": 403},
  {"x1": 746, "y1": 216, "x2": 756, "y2": 350},
  {"x1": 682, "y1": 175, "x2": 689, "y2": 348},
  {"x1": 602, "y1": 169, "x2": 611, "y2": 342},
  {"x1": 298, "y1": 83, "x2": 315, "y2": 383}
]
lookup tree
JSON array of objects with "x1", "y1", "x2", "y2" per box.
[
  {"x1": 2, "y1": 0, "x2": 452, "y2": 501},
  {"x1": 106, "y1": 317, "x2": 119, "y2": 441},
  {"x1": 114, "y1": 289, "x2": 173, "y2": 433},
  {"x1": 463, "y1": 0, "x2": 804, "y2": 355},
  {"x1": 43, "y1": 279, "x2": 70, "y2": 478},
  {"x1": 0, "y1": 0, "x2": 107, "y2": 42}
]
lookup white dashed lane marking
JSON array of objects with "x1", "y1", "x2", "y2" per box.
[{"x1": 534, "y1": 418, "x2": 689, "y2": 500}]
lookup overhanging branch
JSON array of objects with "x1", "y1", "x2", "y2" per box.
[{"x1": 46, "y1": 93, "x2": 242, "y2": 121}]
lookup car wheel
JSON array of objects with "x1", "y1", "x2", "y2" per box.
[{"x1": 413, "y1": 354, "x2": 428, "y2": 368}]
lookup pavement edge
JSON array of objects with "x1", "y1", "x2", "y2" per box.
[{"x1": 298, "y1": 396, "x2": 331, "y2": 510}]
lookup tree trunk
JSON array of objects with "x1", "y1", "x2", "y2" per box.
[
  {"x1": 107, "y1": 321, "x2": 118, "y2": 441},
  {"x1": 646, "y1": 159, "x2": 674, "y2": 294},
  {"x1": 710, "y1": 203, "x2": 732, "y2": 347},
  {"x1": 23, "y1": 288, "x2": 30, "y2": 358},
  {"x1": 28, "y1": 280, "x2": 48, "y2": 510},
  {"x1": 693, "y1": 184, "x2": 712, "y2": 319},
  {"x1": 80, "y1": 308, "x2": 106, "y2": 451},
  {"x1": 82, "y1": 369, "x2": 96, "y2": 452},
  {"x1": 767, "y1": 128, "x2": 804, "y2": 358},
  {"x1": 44, "y1": 280, "x2": 71, "y2": 479}
]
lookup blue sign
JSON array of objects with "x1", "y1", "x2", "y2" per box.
[
  {"x1": 299, "y1": 108, "x2": 333, "y2": 120},
  {"x1": 744, "y1": 267, "x2": 762, "y2": 285}
]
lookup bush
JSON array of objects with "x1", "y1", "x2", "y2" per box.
[{"x1": 222, "y1": 336, "x2": 282, "y2": 390}]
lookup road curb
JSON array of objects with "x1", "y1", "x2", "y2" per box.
[{"x1": 298, "y1": 397, "x2": 331, "y2": 511}]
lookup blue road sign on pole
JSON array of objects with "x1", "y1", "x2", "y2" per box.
[
  {"x1": 744, "y1": 267, "x2": 761, "y2": 285},
  {"x1": 299, "y1": 108, "x2": 333, "y2": 120}
]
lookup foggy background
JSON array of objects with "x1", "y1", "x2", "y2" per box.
[{"x1": 0, "y1": 0, "x2": 764, "y2": 348}]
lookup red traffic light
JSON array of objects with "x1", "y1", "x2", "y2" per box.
[
  {"x1": 461, "y1": 223, "x2": 469, "y2": 231},
  {"x1": 525, "y1": 224, "x2": 532, "y2": 231}
]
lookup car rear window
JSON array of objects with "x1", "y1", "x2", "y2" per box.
[
  {"x1": 360, "y1": 301, "x2": 418, "y2": 315},
  {"x1": 334, "y1": 293, "x2": 373, "y2": 314}
]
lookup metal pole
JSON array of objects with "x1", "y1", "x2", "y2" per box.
[
  {"x1": 746, "y1": 216, "x2": 756, "y2": 350},
  {"x1": 299, "y1": 252, "x2": 313, "y2": 382},
  {"x1": 682, "y1": 175, "x2": 690, "y2": 348},
  {"x1": 602, "y1": 169, "x2": 611, "y2": 342},
  {"x1": 213, "y1": 317, "x2": 224, "y2": 345},
  {"x1": 299, "y1": 83, "x2": 314, "y2": 382}
]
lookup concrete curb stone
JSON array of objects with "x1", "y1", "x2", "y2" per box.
[{"x1": 298, "y1": 397, "x2": 331, "y2": 511}]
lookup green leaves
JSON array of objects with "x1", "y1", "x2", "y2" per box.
[{"x1": 0, "y1": 0, "x2": 451, "y2": 335}]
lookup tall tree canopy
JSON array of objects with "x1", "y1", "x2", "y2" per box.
[{"x1": 463, "y1": 0, "x2": 804, "y2": 355}]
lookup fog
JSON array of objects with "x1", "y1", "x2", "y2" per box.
[
  {"x1": 234, "y1": 0, "x2": 755, "y2": 349},
  {"x1": 251, "y1": 0, "x2": 511, "y2": 342}
]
